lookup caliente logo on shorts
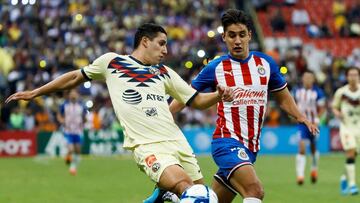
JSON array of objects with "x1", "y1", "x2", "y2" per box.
[
  {"x1": 122, "y1": 89, "x2": 142, "y2": 104},
  {"x1": 238, "y1": 148, "x2": 249, "y2": 160}
]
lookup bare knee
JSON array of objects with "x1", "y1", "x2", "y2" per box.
[
  {"x1": 172, "y1": 178, "x2": 193, "y2": 196},
  {"x1": 157, "y1": 165, "x2": 194, "y2": 195},
  {"x1": 194, "y1": 178, "x2": 204, "y2": 185},
  {"x1": 243, "y1": 181, "x2": 264, "y2": 200}
]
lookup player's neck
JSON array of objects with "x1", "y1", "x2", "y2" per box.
[
  {"x1": 131, "y1": 50, "x2": 151, "y2": 65},
  {"x1": 349, "y1": 83, "x2": 358, "y2": 92},
  {"x1": 229, "y1": 52, "x2": 250, "y2": 61}
]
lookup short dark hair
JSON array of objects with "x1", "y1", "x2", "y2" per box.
[
  {"x1": 303, "y1": 69, "x2": 315, "y2": 75},
  {"x1": 221, "y1": 9, "x2": 252, "y2": 32},
  {"x1": 345, "y1": 67, "x2": 360, "y2": 76},
  {"x1": 133, "y1": 23, "x2": 167, "y2": 49}
]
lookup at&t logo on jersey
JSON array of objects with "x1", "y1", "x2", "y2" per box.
[
  {"x1": 146, "y1": 94, "x2": 164, "y2": 102},
  {"x1": 122, "y1": 89, "x2": 142, "y2": 104}
]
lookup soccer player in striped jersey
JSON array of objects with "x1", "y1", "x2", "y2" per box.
[
  {"x1": 5, "y1": 23, "x2": 235, "y2": 201},
  {"x1": 170, "y1": 9, "x2": 318, "y2": 203},
  {"x1": 332, "y1": 67, "x2": 360, "y2": 195},
  {"x1": 292, "y1": 70, "x2": 326, "y2": 185},
  {"x1": 57, "y1": 89, "x2": 86, "y2": 175}
]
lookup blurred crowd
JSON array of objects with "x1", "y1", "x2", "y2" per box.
[
  {"x1": 265, "y1": 0, "x2": 360, "y2": 38},
  {"x1": 0, "y1": 0, "x2": 359, "y2": 132}
]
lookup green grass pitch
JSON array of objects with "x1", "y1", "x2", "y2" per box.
[{"x1": 1, "y1": 154, "x2": 359, "y2": 203}]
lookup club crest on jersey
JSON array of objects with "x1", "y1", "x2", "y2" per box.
[
  {"x1": 257, "y1": 65, "x2": 266, "y2": 75},
  {"x1": 152, "y1": 162, "x2": 161, "y2": 173},
  {"x1": 238, "y1": 148, "x2": 249, "y2": 160},
  {"x1": 148, "y1": 67, "x2": 160, "y2": 75}
]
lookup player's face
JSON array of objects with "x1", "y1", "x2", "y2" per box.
[
  {"x1": 69, "y1": 90, "x2": 79, "y2": 102},
  {"x1": 302, "y1": 72, "x2": 315, "y2": 89},
  {"x1": 222, "y1": 23, "x2": 251, "y2": 60},
  {"x1": 145, "y1": 32, "x2": 168, "y2": 65},
  {"x1": 347, "y1": 69, "x2": 360, "y2": 85}
]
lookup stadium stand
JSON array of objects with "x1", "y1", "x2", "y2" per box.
[{"x1": 0, "y1": 0, "x2": 359, "y2": 129}]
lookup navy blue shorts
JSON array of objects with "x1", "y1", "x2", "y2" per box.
[
  {"x1": 64, "y1": 133, "x2": 82, "y2": 144},
  {"x1": 212, "y1": 138, "x2": 257, "y2": 193},
  {"x1": 298, "y1": 123, "x2": 316, "y2": 141}
]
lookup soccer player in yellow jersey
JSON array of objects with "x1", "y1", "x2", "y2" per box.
[
  {"x1": 5, "y1": 23, "x2": 234, "y2": 201},
  {"x1": 332, "y1": 67, "x2": 360, "y2": 195}
]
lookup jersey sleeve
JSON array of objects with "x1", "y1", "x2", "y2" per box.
[
  {"x1": 81, "y1": 103, "x2": 87, "y2": 117},
  {"x1": 191, "y1": 62, "x2": 217, "y2": 92},
  {"x1": 59, "y1": 103, "x2": 65, "y2": 116},
  {"x1": 164, "y1": 66, "x2": 198, "y2": 106},
  {"x1": 316, "y1": 87, "x2": 326, "y2": 106},
  {"x1": 267, "y1": 56, "x2": 287, "y2": 92},
  {"x1": 81, "y1": 52, "x2": 118, "y2": 81},
  {"x1": 332, "y1": 88, "x2": 343, "y2": 109}
]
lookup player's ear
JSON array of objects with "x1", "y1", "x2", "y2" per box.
[
  {"x1": 142, "y1": 37, "x2": 149, "y2": 48},
  {"x1": 221, "y1": 33, "x2": 225, "y2": 42},
  {"x1": 248, "y1": 30, "x2": 252, "y2": 41}
]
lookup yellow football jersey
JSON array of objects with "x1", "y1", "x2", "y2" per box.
[{"x1": 82, "y1": 53, "x2": 197, "y2": 149}]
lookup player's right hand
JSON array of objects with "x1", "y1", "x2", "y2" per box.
[
  {"x1": 5, "y1": 91, "x2": 36, "y2": 104},
  {"x1": 217, "y1": 85, "x2": 234, "y2": 102},
  {"x1": 300, "y1": 118, "x2": 320, "y2": 136}
]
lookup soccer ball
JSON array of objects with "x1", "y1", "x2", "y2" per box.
[{"x1": 180, "y1": 184, "x2": 218, "y2": 203}]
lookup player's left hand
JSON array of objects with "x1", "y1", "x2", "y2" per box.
[
  {"x1": 217, "y1": 85, "x2": 234, "y2": 102},
  {"x1": 5, "y1": 90, "x2": 36, "y2": 104}
]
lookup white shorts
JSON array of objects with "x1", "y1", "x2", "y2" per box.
[
  {"x1": 340, "y1": 126, "x2": 360, "y2": 151},
  {"x1": 132, "y1": 140, "x2": 203, "y2": 183}
]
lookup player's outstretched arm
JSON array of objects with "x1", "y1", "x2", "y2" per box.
[
  {"x1": 169, "y1": 100, "x2": 186, "y2": 114},
  {"x1": 332, "y1": 107, "x2": 343, "y2": 121},
  {"x1": 190, "y1": 85, "x2": 234, "y2": 110},
  {"x1": 5, "y1": 70, "x2": 86, "y2": 104},
  {"x1": 273, "y1": 87, "x2": 320, "y2": 135},
  {"x1": 170, "y1": 85, "x2": 234, "y2": 112}
]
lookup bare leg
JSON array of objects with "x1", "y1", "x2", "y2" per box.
[
  {"x1": 157, "y1": 165, "x2": 194, "y2": 196},
  {"x1": 229, "y1": 165, "x2": 264, "y2": 200},
  {"x1": 212, "y1": 178, "x2": 236, "y2": 203}
]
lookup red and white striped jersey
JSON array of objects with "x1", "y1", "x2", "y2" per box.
[
  {"x1": 292, "y1": 86, "x2": 325, "y2": 124},
  {"x1": 59, "y1": 101, "x2": 86, "y2": 135},
  {"x1": 191, "y1": 52, "x2": 287, "y2": 152}
]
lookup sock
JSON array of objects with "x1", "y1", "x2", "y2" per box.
[
  {"x1": 296, "y1": 154, "x2": 306, "y2": 178},
  {"x1": 346, "y1": 163, "x2": 356, "y2": 187},
  {"x1": 70, "y1": 154, "x2": 80, "y2": 169},
  {"x1": 243, "y1": 197, "x2": 262, "y2": 203},
  {"x1": 311, "y1": 151, "x2": 319, "y2": 171}
]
